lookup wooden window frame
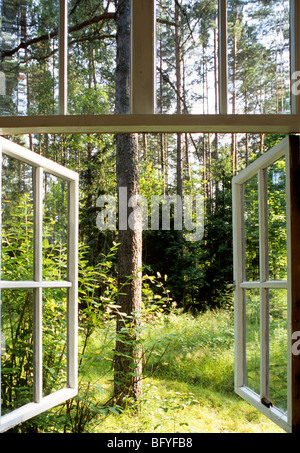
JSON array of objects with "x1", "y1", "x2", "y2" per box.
[
  {"x1": 0, "y1": 137, "x2": 79, "y2": 433},
  {"x1": 232, "y1": 135, "x2": 300, "y2": 433},
  {"x1": 0, "y1": 0, "x2": 300, "y2": 135}
]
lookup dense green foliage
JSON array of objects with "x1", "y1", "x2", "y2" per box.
[
  {"x1": 10, "y1": 307, "x2": 284, "y2": 433},
  {"x1": 0, "y1": 0, "x2": 290, "y2": 307}
]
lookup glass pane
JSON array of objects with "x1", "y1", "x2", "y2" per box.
[
  {"x1": 267, "y1": 158, "x2": 287, "y2": 281},
  {"x1": 228, "y1": 0, "x2": 290, "y2": 114},
  {"x1": 1, "y1": 154, "x2": 34, "y2": 281},
  {"x1": 67, "y1": 0, "x2": 116, "y2": 115},
  {"x1": 43, "y1": 173, "x2": 68, "y2": 281},
  {"x1": 1, "y1": 290, "x2": 33, "y2": 415},
  {"x1": 43, "y1": 288, "x2": 67, "y2": 396},
  {"x1": 0, "y1": 0, "x2": 59, "y2": 116},
  {"x1": 243, "y1": 175, "x2": 259, "y2": 281},
  {"x1": 157, "y1": 0, "x2": 218, "y2": 115},
  {"x1": 245, "y1": 288, "x2": 260, "y2": 394},
  {"x1": 269, "y1": 289, "x2": 288, "y2": 413}
]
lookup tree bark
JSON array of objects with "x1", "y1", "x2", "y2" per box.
[
  {"x1": 114, "y1": 0, "x2": 142, "y2": 406},
  {"x1": 231, "y1": 9, "x2": 238, "y2": 174},
  {"x1": 175, "y1": 0, "x2": 183, "y2": 201}
]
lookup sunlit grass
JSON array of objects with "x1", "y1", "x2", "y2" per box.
[
  {"x1": 80, "y1": 308, "x2": 285, "y2": 434},
  {"x1": 96, "y1": 378, "x2": 284, "y2": 433}
]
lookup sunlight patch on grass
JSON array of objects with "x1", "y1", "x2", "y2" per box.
[
  {"x1": 95, "y1": 378, "x2": 284, "y2": 433},
  {"x1": 89, "y1": 309, "x2": 285, "y2": 434}
]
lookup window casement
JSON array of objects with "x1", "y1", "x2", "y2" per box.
[
  {"x1": 0, "y1": 137, "x2": 78, "y2": 433},
  {"x1": 232, "y1": 135, "x2": 300, "y2": 433},
  {"x1": 0, "y1": 0, "x2": 300, "y2": 134}
]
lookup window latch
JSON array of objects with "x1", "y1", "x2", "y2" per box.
[{"x1": 261, "y1": 397, "x2": 273, "y2": 409}]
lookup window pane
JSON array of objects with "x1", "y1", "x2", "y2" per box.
[
  {"x1": 0, "y1": 0, "x2": 59, "y2": 116},
  {"x1": 245, "y1": 288, "x2": 260, "y2": 394},
  {"x1": 269, "y1": 289, "x2": 288, "y2": 413},
  {"x1": 43, "y1": 173, "x2": 69, "y2": 281},
  {"x1": 243, "y1": 175, "x2": 259, "y2": 281},
  {"x1": 267, "y1": 158, "x2": 287, "y2": 281},
  {"x1": 43, "y1": 288, "x2": 67, "y2": 396},
  {"x1": 1, "y1": 154, "x2": 34, "y2": 281},
  {"x1": 157, "y1": 0, "x2": 218, "y2": 115},
  {"x1": 67, "y1": 0, "x2": 116, "y2": 115},
  {"x1": 1, "y1": 289, "x2": 33, "y2": 415},
  {"x1": 228, "y1": 0, "x2": 290, "y2": 114}
]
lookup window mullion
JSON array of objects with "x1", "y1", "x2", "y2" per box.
[
  {"x1": 33, "y1": 166, "x2": 43, "y2": 403},
  {"x1": 67, "y1": 179, "x2": 78, "y2": 391},
  {"x1": 59, "y1": 0, "x2": 68, "y2": 115},
  {"x1": 233, "y1": 180, "x2": 245, "y2": 389},
  {"x1": 259, "y1": 168, "x2": 269, "y2": 401},
  {"x1": 218, "y1": 0, "x2": 228, "y2": 114},
  {"x1": 131, "y1": 0, "x2": 156, "y2": 114},
  {"x1": 290, "y1": 0, "x2": 300, "y2": 114},
  {"x1": 0, "y1": 145, "x2": 2, "y2": 418}
]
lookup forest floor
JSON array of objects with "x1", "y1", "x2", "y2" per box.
[{"x1": 81, "y1": 308, "x2": 285, "y2": 434}]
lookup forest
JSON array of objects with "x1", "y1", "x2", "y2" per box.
[{"x1": 0, "y1": 0, "x2": 290, "y2": 433}]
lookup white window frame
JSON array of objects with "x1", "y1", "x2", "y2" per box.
[
  {"x1": 0, "y1": 0, "x2": 299, "y2": 434},
  {"x1": 0, "y1": 0, "x2": 300, "y2": 134},
  {"x1": 232, "y1": 136, "x2": 292, "y2": 432},
  {"x1": 0, "y1": 137, "x2": 79, "y2": 433}
]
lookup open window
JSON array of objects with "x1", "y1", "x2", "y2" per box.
[
  {"x1": 0, "y1": 137, "x2": 78, "y2": 432},
  {"x1": 233, "y1": 135, "x2": 300, "y2": 433}
]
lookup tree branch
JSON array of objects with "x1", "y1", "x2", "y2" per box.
[
  {"x1": 1, "y1": 12, "x2": 116, "y2": 61},
  {"x1": 157, "y1": 66, "x2": 188, "y2": 111},
  {"x1": 157, "y1": 65, "x2": 203, "y2": 162},
  {"x1": 2, "y1": 9, "x2": 180, "y2": 62},
  {"x1": 157, "y1": 18, "x2": 176, "y2": 27}
]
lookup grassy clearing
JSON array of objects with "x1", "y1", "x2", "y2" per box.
[{"x1": 79, "y1": 308, "x2": 285, "y2": 434}]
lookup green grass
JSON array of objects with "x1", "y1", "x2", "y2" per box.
[{"x1": 77, "y1": 308, "x2": 285, "y2": 434}]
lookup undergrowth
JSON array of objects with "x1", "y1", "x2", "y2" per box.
[{"x1": 93, "y1": 308, "x2": 284, "y2": 434}]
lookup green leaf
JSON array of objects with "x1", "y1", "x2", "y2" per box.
[{"x1": 109, "y1": 407, "x2": 121, "y2": 415}]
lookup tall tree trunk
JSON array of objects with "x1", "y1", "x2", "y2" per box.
[
  {"x1": 182, "y1": 58, "x2": 190, "y2": 182},
  {"x1": 213, "y1": 23, "x2": 218, "y2": 155},
  {"x1": 202, "y1": 133, "x2": 207, "y2": 200},
  {"x1": 164, "y1": 133, "x2": 169, "y2": 194},
  {"x1": 175, "y1": 0, "x2": 183, "y2": 200},
  {"x1": 231, "y1": 9, "x2": 238, "y2": 175},
  {"x1": 260, "y1": 133, "x2": 265, "y2": 154},
  {"x1": 113, "y1": 0, "x2": 143, "y2": 406},
  {"x1": 21, "y1": 1, "x2": 33, "y2": 150},
  {"x1": 142, "y1": 133, "x2": 148, "y2": 162},
  {"x1": 245, "y1": 133, "x2": 248, "y2": 166},
  {"x1": 208, "y1": 133, "x2": 213, "y2": 203},
  {"x1": 160, "y1": 133, "x2": 165, "y2": 181},
  {"x1": 158, "y1": 25, "x2": 167, "y2": 192}
]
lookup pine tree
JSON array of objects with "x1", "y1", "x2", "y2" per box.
[{"x1": 113, "y1": 0, "x2": 143, "y2": 406}]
